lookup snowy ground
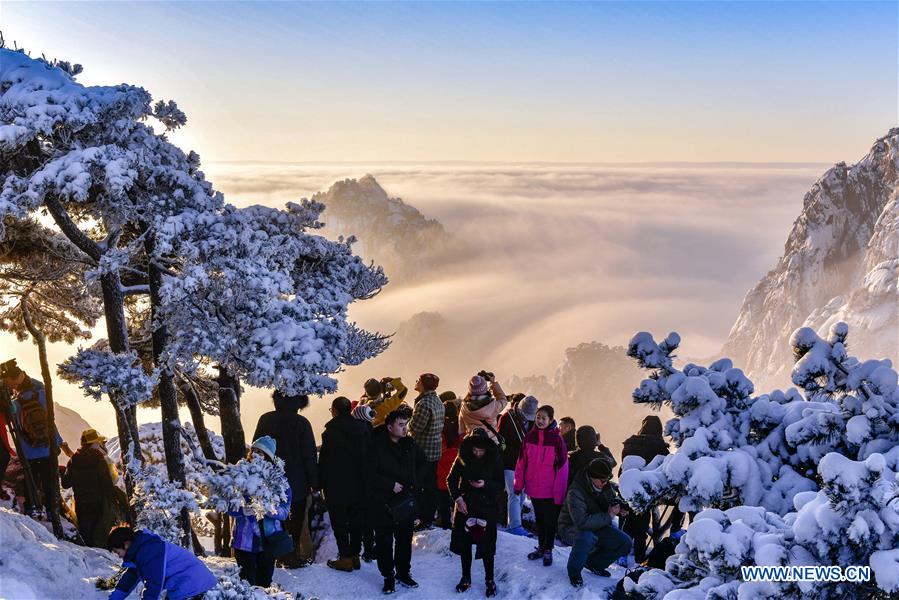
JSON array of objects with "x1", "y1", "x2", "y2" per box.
[{"x1": 0, "y1": 507, "x2": 625, "y2": 599}]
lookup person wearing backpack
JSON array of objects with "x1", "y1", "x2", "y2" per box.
[
  {"x1": 1, "y1": 364, "x2": 64, "y2": 515},
  {"x1": 497, "y1": 395, "x2": 537, "y2": 536},
  {"x1": 61, "y1": 428, "x2": 118, "y2": 547}
]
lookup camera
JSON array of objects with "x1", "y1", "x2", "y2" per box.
[{"x1": 477, "y1": 370, "x2": 495, "y2": 382}]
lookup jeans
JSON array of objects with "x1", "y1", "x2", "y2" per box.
[
  {"x1": 503, "y1": 470, "x2": 524, "y2": 529},
  {"x1": 375, "y1": 519, "x2": 414, "y2": 579},
  {"x1": 531, "y1": 498, "x2": 559, "y2": 551},
  {"x1": 566, "y1": 527, "x2": 633, "y2": 578},
  {"x1": 328, "y1": 502, "x2": 363, "y2": 558},
  {"x1": 417, "y1": 460, "x2": 438, "y2": 527}
]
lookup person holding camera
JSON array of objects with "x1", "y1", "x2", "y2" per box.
[
  {"x1": 361, "y1": 377, "x2": 408, "y2": 428},
  {"x1": 447, "y1": 428, "x2": 504, "y2": 597},
  {"x1": 1, "y1": 361, "x2": 65, "y2": 516},
  {"x1": 367, "y1": 408, "x2": 427, "y2": 595},
  {"x1": 459, "y1": 371, "x2": 507, "y2": 442},
  {"x1": 558, "y1": 458, "x2": 633, "y2": 587}
]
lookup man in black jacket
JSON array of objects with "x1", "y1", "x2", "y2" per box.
[
  {"x1": 367, "y1": 409, "x2": 427, "y2": 595},
  {"x1": 558, "y1": 459, "x2": 632, "y2": 587},
  {"x1": 497, "y1": 395, "x2": 536, "y2": 535},
  {"x1": 253, "y1": 390, "x2": 319, "y2": 567},
  {"x1": 567, "y1": 426, "x2": 617, "y2": 489},
  {"x1": 320, "y1": 396, "x2": 371, "y2": 572}
]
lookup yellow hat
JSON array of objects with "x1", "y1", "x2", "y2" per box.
[{"x1": 80, "y1": 428, "x2": 102, "y2": 445}]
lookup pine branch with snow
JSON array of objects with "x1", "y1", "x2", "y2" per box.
[{"x1": 57, "y1": 348, "x2": 158, "y2": 409}]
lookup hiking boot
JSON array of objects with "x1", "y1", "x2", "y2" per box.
[
  {"x1": 586, "y1": 566, "x2": 611, "y2": 577},
  {"x1": 527, "y1": 547, "x2": 544, "y2": 560},
  {"x1": 542, "y1": 549, "x2": 553, "y2": 566},
  {"x1": 352, "y1": 555, "x2": 361, "y2": 570},
  {"x1": 455, "y1": 575, "x2": 471, "y2": 593},
  {"x1": 396, "y1": 573, "x2": 419, "y2": 588},
  {"x1": 569, "y1": 574, "x2": 584, "y2": 588},
  {"x1": 327, "y1": 556, "x2": 354, "y2": 572},
  {"x1": 382, "y1": 577, "x2": 396, "y2": 595},
  {"x1": 485, "y1": 579, "x2": 497, "y2": 597}
]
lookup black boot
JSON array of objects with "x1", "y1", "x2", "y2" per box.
[
  {"x1": 382, "y1": 577, "x2": 396, "y2": 595},
  {"x1": 485, "y1": 579, "x2": 497, "y2": 597},
  {"x1": 455, "y1": 575, "x2": 471, "y2": 593},
  {"x1": 396, "y1": 573, "x2": 419, "y2": 588}
]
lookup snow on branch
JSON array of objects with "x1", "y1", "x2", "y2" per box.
[{"x1": 58, "y1": 348, "x2": 158, "y2": 409}]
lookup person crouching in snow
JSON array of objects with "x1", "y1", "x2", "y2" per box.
[
  {"x1": 447, "y1": 428, "x2": 504, "y2": 597},
  {"x1": 107, "y1": 526, "x2": 216, "y2": 600},
  {"x1": 514, "y1": 404, "x2": 568, "y2": 566},
  {"x1": 231, "y1": 436, "x2": 293, "y2": 588},
  {"x1": 558, "y1": 458, "x2": 632, "y2": 587}
]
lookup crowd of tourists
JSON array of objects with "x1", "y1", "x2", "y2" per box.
[{"x1": 0, "y1": 363, "x2": 678, "y2": 599}]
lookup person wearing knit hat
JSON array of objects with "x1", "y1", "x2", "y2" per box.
[
  {"x1": 350, "y1": 401, "x2": 377, "y2": 562},
  {"x1": 458, "y1": 371, "x2": 507, "y2": 443},
  {"x1": 558, "y1": 457, "x2": 632, "y2": 587},
  {"x1": 250, "y1": 435, "x2": 277, "y2": 461},
  {"x1": 232, "y1": 436, "x2": 294, "y2": 587}
]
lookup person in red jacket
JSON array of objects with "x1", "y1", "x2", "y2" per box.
[
  {"x1": 514, "y1": 404, "x2": 568, "y2": 567},
  {"x1": 437, "y1": 401, "x2": 462, "y2": 529}
]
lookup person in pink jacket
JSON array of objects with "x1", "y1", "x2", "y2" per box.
[
  {"x1": 513, "y1": 404, "x2": 568, "y2": 566},
  {"x1": 458, "y1": 371, "x2": 507, "y2": 442}
]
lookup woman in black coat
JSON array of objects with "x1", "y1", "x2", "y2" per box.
[{"x1": 447, "y1": 428, "x2": 504, "y2": 597}]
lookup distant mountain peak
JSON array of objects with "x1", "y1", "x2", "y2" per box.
[{"x1": 722, "y1": 129, "x2": 899, "y2": 389}]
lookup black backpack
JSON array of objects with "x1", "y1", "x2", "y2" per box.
[{"x1": 611, "y1": 566, "x2": 651, "y2": 600}]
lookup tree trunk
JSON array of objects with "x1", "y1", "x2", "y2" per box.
[
  {"x1": 215, "y1": 367, "x2": 246, "y2": 465},
  {"x1": 21, "y1": 301, "x2": 63, "y2": 539},
  {"x1": 44, "y1": 194, "x2": 142, "y2": 471},
  {"x1": 179, "y1": 378, "x2": 217, "y2": 461},
  {"x1": 145, "y1": 237, "x2": 192, "y2": 547}
]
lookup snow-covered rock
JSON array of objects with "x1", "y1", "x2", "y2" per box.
[
  {"x1": 722, "y1": 129, "x2": 899, "y2": 390},
  {"x1": 315, "y1": 175, "x2": 453, "y2": 282}
]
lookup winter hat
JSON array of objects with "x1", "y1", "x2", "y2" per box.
[
  {"x1": 419, "y1": 373, "x2": 440, "y2": 392},
  {"x1": 587, "y1": 457, "x2": 613, "y2": 480},
  {"x1": 519, "y1": 395, "x2": 538, "y2": 421},
  {"x1": 80, "y1": 428, "x2": 103, "y2": 446},
  {"x1": 468, "y1": 375, "x2": 488, "y2": 397},
  {"x1": 575, "y1": 426, "x2": 598, "y2": 451},
  {"x1": 364, "y1": 378, "x2": 384, "y2": 398},
  {"x1": 251, "y1": 436, "x2": 277, "y2": 461},
  {"x1": 465, "y1": 518, "x2": 488, "y2": 543},
  {"x1": 352, "y1": 404, "x2": 375, "y2": 423}
]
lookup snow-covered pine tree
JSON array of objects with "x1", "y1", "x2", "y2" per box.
[{"x1": 621, "y1": 324, "x2": 899, "y2": 599}]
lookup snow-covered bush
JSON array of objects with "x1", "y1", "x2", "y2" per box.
[
  {"x1": 200, "y1": 455, "x2": 290, "y2": 520},
  {"x1": 621, "y1": 323, "x2": 899, "y2": 599},
  {"x1": 128, "y1": 458, "x2": 198, "y2": 545}
]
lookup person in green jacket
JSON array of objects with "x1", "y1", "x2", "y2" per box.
[{"x1": 558, "y1": 458, "x2": 632, "y2": 587}]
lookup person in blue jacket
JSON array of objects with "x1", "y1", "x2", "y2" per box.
[
  {"x1": 107, "y1": 526, "x2": 217, "y2": 600},
  {"x1": 230, "y1": 436, "x2": 293, "y2": 587}
]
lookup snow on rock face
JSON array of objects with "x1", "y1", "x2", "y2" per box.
[
  {"x1": 0, "y1": 507, "x2": 121, "y2": 600},
  {"x1": 722, "y1": 129, "x2": 899, "y2": 391}
]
